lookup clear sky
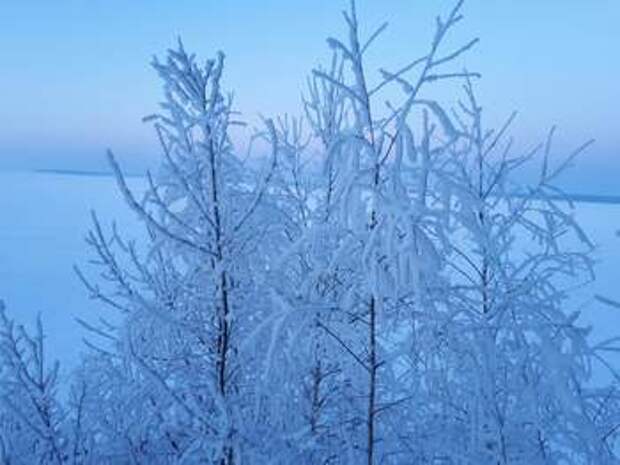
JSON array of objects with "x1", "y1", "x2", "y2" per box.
[{"x1": 1, "y1": 1, "x2": 618, "y2": 192}]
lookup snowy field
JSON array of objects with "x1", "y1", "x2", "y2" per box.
[
  {"x1": 0, "y1": 170, "x2": 619, "y2": 378},
  {"x1": 0, "y1": 170, "x2": 145, "y2": 377}
]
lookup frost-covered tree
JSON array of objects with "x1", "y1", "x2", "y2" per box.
[
  {"x1": 76, "y1": 41, "x2": 280, "y2": 464},
  {"x1": 2, "y1": 1, "x2": 619, "y2": 464},
  {"x1": 0, "y1": 302, "x2": 66, "y2": 465},
  {"x1": 404, "y1": 78, "x2": 619, "y2": 463},
  {"x1": 265, "y1": 1, "x2": 620, "y2": 463},
  {"x1": 284, "y1": 1, "x2": 478, "y2": 463}
]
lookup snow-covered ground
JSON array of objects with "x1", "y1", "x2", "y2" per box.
[
  {"x1": 0, "y1": 170, "x2": 145, "y2": 377},
  {"x1": 0, "y1": 170, "x2": 618, "y2": 378}
]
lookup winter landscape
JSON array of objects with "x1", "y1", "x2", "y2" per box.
[{"x1": 1, "y1": 1, "x2": 619, "y2": 464}]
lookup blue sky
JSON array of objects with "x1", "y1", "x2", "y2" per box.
[{"x1": 1, "y1": 1, "x2": 618, "y2": 192}]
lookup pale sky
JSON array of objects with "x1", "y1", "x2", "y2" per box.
[{"x1": 1, "y1": 1, "x2": 618, "y2": 192}]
